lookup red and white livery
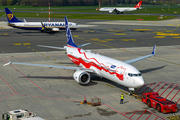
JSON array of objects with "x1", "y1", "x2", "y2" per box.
[{"x1": 99, "y1": 1, "x2": 142, "y2": 14}]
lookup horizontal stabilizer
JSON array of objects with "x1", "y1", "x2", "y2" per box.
[
  {"x1": 23, "y1": 19, "x2": 27, "y2": 22},
  {"x1": 2, "y1": 21, "x2": 8, "y2": 24},
  {"x1": 77, "y1": 43, "x2": 91, "y2": 48},
  {"x1": 37, "y1": 45, "x2": 66, "y2": 50}
]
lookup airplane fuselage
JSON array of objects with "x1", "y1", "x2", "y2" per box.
[
  {"x1": 8, "y1": 22, "x2": 79, "y2": 30},
  {"x1": 99, "y1": 7, "x2": 139, "y2": 13},
  {"x1": 66, "y1": 46, "x2": 144, "y2": 88},
  {"x1": 99, "y1": 1, "x2": 142, "y2": 14},
  {"x1": 100, "y1": 7, "x2": 138, "y2": 12}
]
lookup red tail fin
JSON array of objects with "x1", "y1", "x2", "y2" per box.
[{"x1": 134, "y1": 1, "x2": 142, "y2": 8}]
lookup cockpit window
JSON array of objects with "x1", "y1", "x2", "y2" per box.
[{"x1": 128, "y1": 73, "x2": 141, "y2": 77}]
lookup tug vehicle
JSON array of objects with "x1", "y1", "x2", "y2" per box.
[
  {"x1": 2, "y1": 109, "x2": 44, "y2": 120},
  {"x1": 142, "y1": 92, "x2": 178, "y2": 113}
]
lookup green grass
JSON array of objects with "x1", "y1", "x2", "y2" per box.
[
  {"x1": 0, "y1": 5, "x2": 98, "y2": 9},
  {"x1": 1, "y1": 5, "x2": 180, "y2": 14},
  {"x1": 0, "y1": 5, "x2": 178, "y2": 21},
  {"x1": 0, "y1": 12, "x2": 176, "y2": 21}
]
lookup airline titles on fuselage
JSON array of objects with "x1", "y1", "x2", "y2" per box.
[{"x1": 22, "y1": 23, "x2": 73, "y2": 28}]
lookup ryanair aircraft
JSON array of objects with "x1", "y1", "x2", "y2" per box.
[{"x1": 4, "y1": 8, "x2": 79, "y2": 32}]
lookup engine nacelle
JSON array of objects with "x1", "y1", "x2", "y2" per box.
[
  {"x1": 52, "y1": 28, "x2": 59, "y2": 32},
  {"x1": 73, "y1": 70, "x2": 91, "y2": 84},
  {"x1": 109, "y1": 11, "x2": 113, "y2": 13}
]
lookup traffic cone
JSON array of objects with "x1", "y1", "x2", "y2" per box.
[{"x1": 83, "y1": 96, "x2": 87, "y2": 104}]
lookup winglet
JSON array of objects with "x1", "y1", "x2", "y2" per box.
[
  {"x1": 3, "y1": 52, "x2": 12, "y2": 66},
  {"x1": 151, "y1": 44, "x2": 156, "y2": 55},
  {"x1": 65, "y1": 16, "x2": 78, "y2": 48},
  {"x1": 3, "y1": 62, "x2": 12, "y2": 66},
  {"x1": 41, "y1": 22, "x2": 46, "y2": 32},
  {"x1": 41, "y1": 22, "x2": 45, "y2": 28}
]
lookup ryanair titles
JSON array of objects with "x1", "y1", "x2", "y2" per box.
[{"x1": 44, "y1": 23, "x2": 72, "y2": 27}]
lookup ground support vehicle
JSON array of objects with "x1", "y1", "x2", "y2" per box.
[
  {"x1": 142, "y1": 92, "x2": 178, "y2": 113},
  {"x1": 2, "y1": 109, "x2": 44, "y2": 120}
]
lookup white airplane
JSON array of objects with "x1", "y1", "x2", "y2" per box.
[
  {"x1": 4, "y1": 8, "x2": 79, "y2": 32},
  {"x1": 3, "y1": 16, "x2": 156, "y2": 94},
  {"x1": 99, "y1": 1, "x2": 142, "y2": 14}
]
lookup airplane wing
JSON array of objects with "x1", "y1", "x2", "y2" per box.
[
  {"x1": 3, "y1": 62, "x2": 94, "y2": 72},
  {"x1": 124, "y1": 45, "x2": 156, "y2": 64}
]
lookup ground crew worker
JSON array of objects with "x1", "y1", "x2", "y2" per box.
[{"x1": 120, "y1": 93, "x2": 124, "y2": 104}]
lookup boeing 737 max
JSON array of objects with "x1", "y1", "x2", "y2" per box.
[
  {"x1": 3, "y1": 16, "x2": 156, "y2": 94},
  {"x1": 99, "y1": 1, "x2": 142, "y2": 14},
  {"x1": 4, "y1": 8, "x2": 79, "y2": 32}
]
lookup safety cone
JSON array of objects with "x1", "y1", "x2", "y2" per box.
[{"x1": 83, "y1": 96, "x2": 87, "y2": 104}]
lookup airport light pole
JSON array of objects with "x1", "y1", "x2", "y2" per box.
[{"x1": 49, "y1": 3, "x2": 50, "y2": 22}]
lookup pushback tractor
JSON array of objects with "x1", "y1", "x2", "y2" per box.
[{"x1": 142, "y1": 92, "x2": 178, "y2": 113}]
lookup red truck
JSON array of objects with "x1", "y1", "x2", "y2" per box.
[{"x1": 142, "y1": 92, "x2": 178, "y2": 113}]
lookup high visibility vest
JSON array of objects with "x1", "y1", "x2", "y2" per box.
[{"x1": 121, "y1": 95, "x2": 124, "y2": 99}]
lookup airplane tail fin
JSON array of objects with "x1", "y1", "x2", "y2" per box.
[
  {"x1": 134, "y1": 1, "x2": 142, "y2": 8},
  {"x1": 5, "y1": 8, "x2": 23, "y2": 23},
  {"x1": 65, "y1": 16, "x2": 78, "y2": 48}
]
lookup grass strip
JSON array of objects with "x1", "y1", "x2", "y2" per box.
[{"x1": 0, "y1": 12, "x2": 176, "y2": 21}]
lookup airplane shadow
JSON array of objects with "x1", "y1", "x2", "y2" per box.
[
  {"x1": 54, "y1": 62, "x2": 74, "y2": 65},
  {"x1": 15, "y1": 31, "x2": 60, "y2": 35},
  {"x1": 90, "y1": 74, "x2": 129, "y2": 91},
  {"x1": 140, "y1": 65, "x2": 167, "y2": 74},
  {"x1": 19, "y1": 76, "x2": 73, "y2": 80},
  {"x1": 18, "y1": 65, "x2": 167, "y2": 91},
  {"x1": 15, "y1": 29, "x2": 81, "y2": 35},
  {"x1": 18, "y1": 75, "x2": 98, "y2": 86}
]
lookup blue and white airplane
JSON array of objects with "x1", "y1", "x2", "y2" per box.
[
  {"x1": 4, "y1": 8, "x2": 79, "y2": 32},
  {"x1": 3, "y1": 16, "x2": 156, "y2": 94}
]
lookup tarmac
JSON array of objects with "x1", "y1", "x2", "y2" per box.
[{"x1": 0, "y1": 17, "x2": 180, "y2": 120}]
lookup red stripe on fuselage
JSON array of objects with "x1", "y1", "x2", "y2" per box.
[{"x1": 67, "y1": 48, "x2": 126, "y2": 81}]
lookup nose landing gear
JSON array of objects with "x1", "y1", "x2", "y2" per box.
[{"x1": 129, "y1": 88, "x2": 135, "y2": 96}]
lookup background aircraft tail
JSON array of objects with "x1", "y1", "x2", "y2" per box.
[
  {"x1": 5, "y1": 8, "x2": 23, "y2": 23},
  {"x1": 134, "y1": 1, "x2": 142, "y2": 8},
  {"x1": 65, "y1": 16, "x2": 78, "y2": 48}
]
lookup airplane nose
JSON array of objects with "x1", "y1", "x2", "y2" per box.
[{"x1": 136, "y1": 78, "x2": 144, "y2": 87}]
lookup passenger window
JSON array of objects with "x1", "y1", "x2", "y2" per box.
[{"x1": 17, "y1": 114, "x2": 23, "y2": 118}]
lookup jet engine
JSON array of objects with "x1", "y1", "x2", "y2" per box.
[
  {"x1": 109, "y1": 11, "x2": 113, "y2": 13},
  {"x1": 52, "y1": 28, "x2": 59, "y2": 32},
  {"x1": 73, "y1": 70, "x2": 91, "y2": 84}
]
